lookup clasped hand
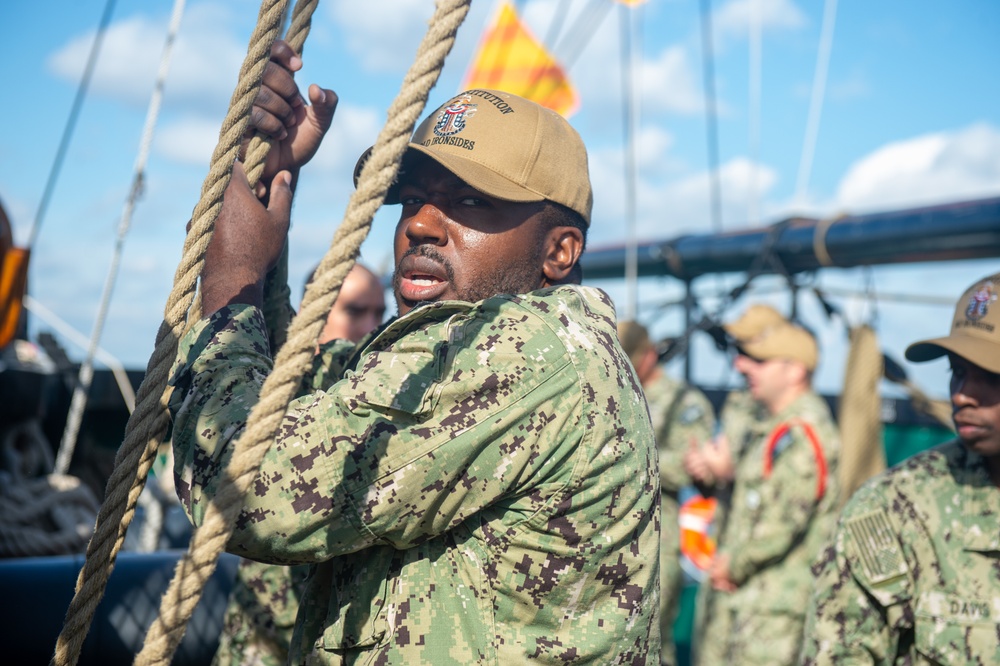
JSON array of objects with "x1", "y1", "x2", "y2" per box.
[{"x1": 200, "y1": 40, "x2": 337, "y2": 315}]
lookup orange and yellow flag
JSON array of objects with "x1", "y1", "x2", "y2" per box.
[{"x1": 461, "y1": 0, "x2": 579, "y2": 117}]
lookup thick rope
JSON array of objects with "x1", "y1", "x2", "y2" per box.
[
  {"x1": 134, "y1": 1, "x2": 472, "y2": 664},
  {"x1": 187, "y1": 0, "x2": 316, "y2": 328},
  {"x1": 837, "y1": 325, "x2": 886, "y2": 505},
  {"x1": 51, "y1": 2, "x2": 289, "y2": 664},
  {"x1": 55, "y1": 0, "x2": 188, "y2": 477}
]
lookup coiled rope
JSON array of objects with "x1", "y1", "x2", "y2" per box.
[{"x1": 53, "y1": 0, "x2": 471, "y2": 663}]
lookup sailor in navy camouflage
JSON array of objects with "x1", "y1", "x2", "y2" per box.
[
  {"x1": 801, "y1": 271, "x2": 1000, "y2": 665},
  {"x1": 692, "y1": 317, "x2": 840, "y2": 666},
  {"x1": 168, "y1": 44, "x2": 660, "y2": 666},
  {"x1": 618, "y1": 321, "x2": 715, "y2": 666},
  {"x1": 685, "y1": 305, "x2": 779, "y2": 660}
]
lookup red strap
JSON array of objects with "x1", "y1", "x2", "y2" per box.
[{"x1": 762, "y1": 418, "x2": 828, "y2": 501}]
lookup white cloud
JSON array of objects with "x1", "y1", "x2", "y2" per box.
[
  {"x1": 714, "y1": 0, "x2": 807, "y2": 47},
  {"x1": 326, "y1": 0, "x2": 438, "y2": 73},
  {"x1": 46, "y1": 3, "x2": 246, "y2": 113},
  {"x1": 154, "y1": 116, "x2": 220, "y2": 166},
  {"x1": 827, "y1": 69, "x2": 871, "y2": 102},
  {"x1": 589, "y1": 144, "x2": 779, "y2": 244},
  {"x1": 638, "y1": 46, "x2": 705, "y2": 115},
  {"x1": 836, "y1": 123, "x2": 1000, "y2": 211},
  {"x1": 308, "y1": 104, "x2": 383, "y2": 173},
  {"x1": 663, "y1": 157, "x2": 779, "y2": 229}
]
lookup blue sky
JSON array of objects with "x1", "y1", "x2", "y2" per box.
[{"x1": 0, "y1": 0, "x2": 998, "y2": 398}]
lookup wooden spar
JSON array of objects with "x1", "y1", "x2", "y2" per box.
[{"x1": 580, "y1": 195, "x2": 1000, "y2": 281}]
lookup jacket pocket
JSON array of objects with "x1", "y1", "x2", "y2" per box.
[{"x1": 320, "y1": 548, "x2": 394, "y2": 651}]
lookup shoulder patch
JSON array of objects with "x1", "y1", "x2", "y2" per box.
[
  {"x1": 844, "y1": 509, "x2": 909, "y2": 585},
  {"x1": 770, "y1": 431, "x2": 794, "y2": 460},
  {"x1": 680, "y1": 404, "x2": 704, "y2": 426}
]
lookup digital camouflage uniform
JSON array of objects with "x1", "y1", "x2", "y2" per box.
[
  {"x1": 801, "y1": 440, "x2": 1000, "y2": 665},
  {"x1": 695, "y1": 390, "x2": 840, "y2": 666},
  {"x1": 690, "y1": 387, "x2": 761, "y2": 658},
  {"x1": 169, "y1": 285, "x2": 661, "y2": 665},
  {"x1": 644, "y1": 373, "x2": 715, "y2": 666},
  {"x1": 214, "y1": 560, "x2": 310, "y2": 666},
  {"x1": 213, "y1": 339, "x2": 361, "y2": 666},
  {"x1": 719, "y1": 389, "x2": 760, "y2": 460}
]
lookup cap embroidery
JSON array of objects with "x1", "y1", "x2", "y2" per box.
[
  {"x1": 434, "y1": 96, "x2": 477, "y2": 137},
  {"x1": 966, "y1": 280, "x2": 997, "y2": 321}
]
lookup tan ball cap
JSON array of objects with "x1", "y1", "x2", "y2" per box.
[
  {"x1": 355, "y1": 89, "x2": 593, "y2": 225},
  {"x1": 724, "y1": 304, "x2": 786, "y2": 342},
  {"x1": 738, "y1": 322, "x2": 818, "y2": 372},
  {"x1": 905, "y1": 272, "x2": 1000, "y2": 374}
]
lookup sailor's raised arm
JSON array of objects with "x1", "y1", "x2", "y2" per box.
[
  {"x1": 245, "y1": 39, "x2": 338, "y2": 193},
  {"x1": 199, "y1": 162, "x2": 292, "y2": 314}
]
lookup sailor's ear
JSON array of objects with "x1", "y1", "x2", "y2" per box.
[{"x1": 541, "y1": 225, "x2": 584, "y2": 285}]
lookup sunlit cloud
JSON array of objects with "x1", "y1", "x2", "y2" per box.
[
  {"x1": 47, "y1": 3, "x2": 246, "y2": 113},
  {"x1": 325, "y1": 0, "x2": 439, "y2": 73},
  {"x1": 836, "y1": 123, "x2": 1000, "y2": 211}
]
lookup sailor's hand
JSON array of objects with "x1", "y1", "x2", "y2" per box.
[
  {"x1": 702, "y1": 434, "x2": 734, "y2": 484},
  {"x1": 201, "y1": 162, "x2": 293, "y2": 315},
  {"x1": 245, "y1": 40, "x2": 338, "y2": 189},
  {"x1": 709, "y1": 553, "x2": 737, "y2": 592},
  {"x1": 683, "y1": 438, "x2": 715, "y2": 486}
]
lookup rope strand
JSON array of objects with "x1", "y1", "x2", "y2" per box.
[
  {"x1": 135, "y1": 1, "x2": 471, "y2": 664},
  {"x1": 51, "y1": 2, "x2": 289, "y2": 664}
]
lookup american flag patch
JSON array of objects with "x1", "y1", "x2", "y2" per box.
[{"x1": 845, "y1": 510, "x2": 909, "y2": 585}]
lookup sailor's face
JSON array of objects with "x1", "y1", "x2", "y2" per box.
[
  {"x1": 734, "y1": 353, "x2": 793, "y2": 410},
  {"x1": 949, "y1": 353, "x2": 1000, "y2": 458},
  {"x1": 392, "y1": 156, "x2": 548, "y2": 315},
  {"x1": 319, "y1": 267, "x2": 386, "y2": 344}
]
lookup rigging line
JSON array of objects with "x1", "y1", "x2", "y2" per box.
[
  {"x1": 55, "y1": 0, "x2": 187, "y2": 476},
  {"x1": 794, "y1": 0, "x2": 838, "y2": 204},
  {"x1": 523, "y1": 0, "x2": 576, "y2": 107},
  {"x1": 748, "y1": 0, "x2": 762, "y2": 226},
  {"x1": 23, "y1": 295, "x2": 135, "y2": 413},
  {"x1": 27, "y1": 0, "x2": 119, "y2": 250},
  {"x1": 559, "y1": 0, "x2": 613, "y2": 70},
  {"x1": 698, "y1": 0, "x2": 723, "y2": 233},
  {"x1": 621, "y1": 2, "x2": 640, "y2": 319},
  {"x1": 543, "y1": 0, "x2": 573, "y2": 51}
]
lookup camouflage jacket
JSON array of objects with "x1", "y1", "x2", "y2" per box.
[
  {"x1": 715, "y1": 389, "x2": 841, "y2": 613},
  {"x1": 169, "y1": 285, "x2": 660, "y2": 666},
  {"x1": 719, "y1": 389, "x2": 763, "y2": 460},
  {"x1": 645, "y1": 372, "x2": 715, "y2": 499},
  {"x1": 801, "y1": 440, "x2": 1000, "y2": 665},
  {"x1": 212, "y1": 339, "x2": 361, "y2": 666}
]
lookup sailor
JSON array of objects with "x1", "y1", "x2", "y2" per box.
[
  {"x1": 684, "y1": 303, "x2": 779, "y2": 660},
  {"x1": 167, "y1": 41, "x2": 660, "y2": 666},
  {"x1": 213, "y1": 263, "x2": 387, "y2": 666},
  {"x1": 691, "y1": 315, "x2": 840, "y2": 665},
  {"x1": 801, "y1": 271, "x2": 1000, "y2": 664},
  {"x1": 684, "y1": 304, "x2": 784, "y2": 496},
  {"x1": 618, "y1": 321, "x2": 715, "y2": 666}
]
